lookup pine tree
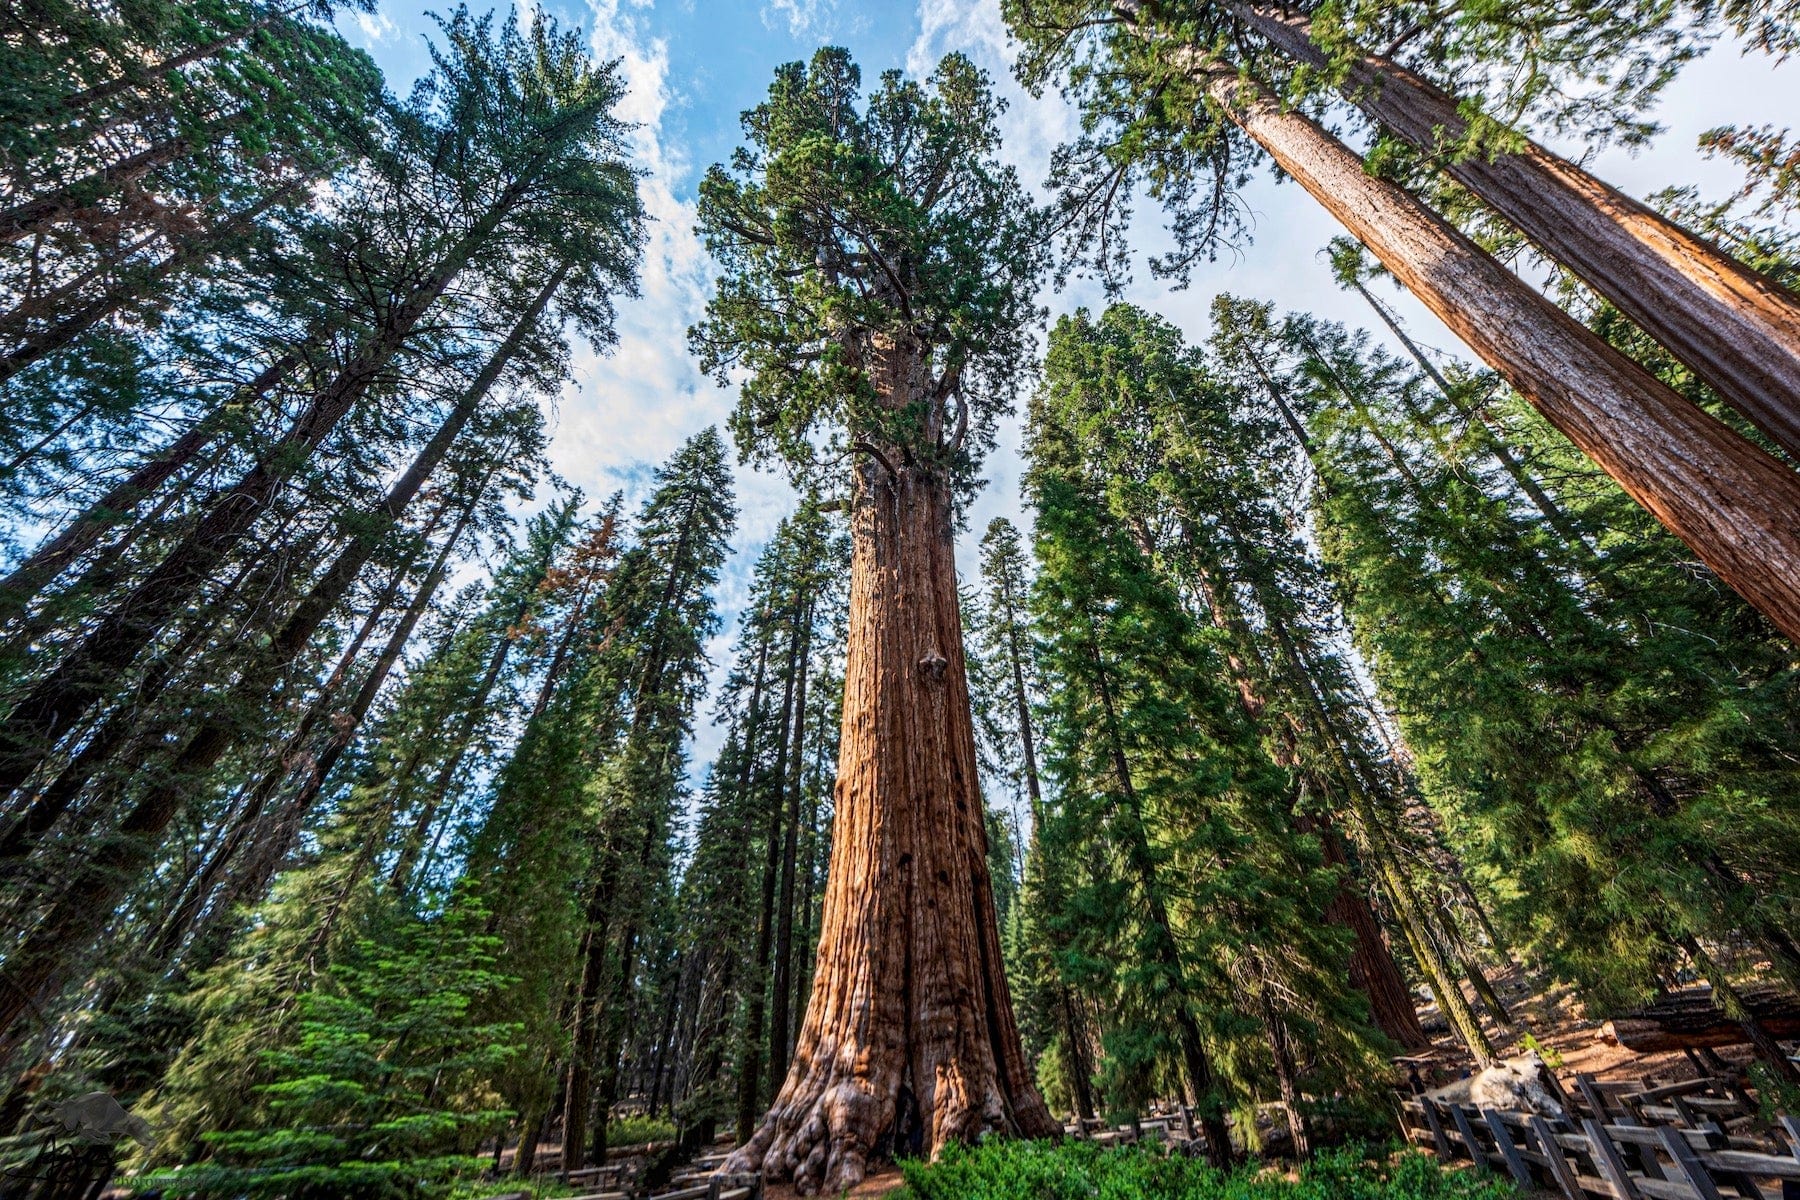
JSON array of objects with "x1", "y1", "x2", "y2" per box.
[
  {"x1": 145, "y1": 890, "x2": 521, "y2": 1199},
  {"x1": 556, "y1": 430, "x2": 735, "y2": 1171},
  {"x1": 1265, "y1": 300, "x2": 1800, "y2": 1075},
  {"x1": 1025, "y1": 308, "x2": 1392, "y2": 1160},
  {"x1": 0, "y1": 5, "x2": 646, "y2": 1058}
]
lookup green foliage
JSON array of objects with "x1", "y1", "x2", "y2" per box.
[
  {"x1": 1749, "y1": 1063, "x2": 1800, "y2": 1123},
  {"x1": 136, "y1": 895, "x2": 520, "y2": 1198},
  {"x1": 898, "y1": 1141, "x2": 1517, "y2": 1200},
  {"x1": 1274, "y1": 278, "x2": 1800, "y2": 1007},
  {"x1": 690, "y1": 47, "x2": 1044, "y2": 495},
  {"x1": 607, "y1": 1114, "x2": 678, "y2": 1147},
  {"x1": 1023, "y1": 303, "x2": 1391, "y2": 1139}
]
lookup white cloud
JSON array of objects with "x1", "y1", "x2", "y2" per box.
[
  {"x1": 352, "y1": 8, "x2": 398, "y2": 43},
  {"x1": 549, "y1": 0, "x2": 798, "y2": 782},
  {"x1": 762, "y1": 0, "x2": 837, "y2": 39}
]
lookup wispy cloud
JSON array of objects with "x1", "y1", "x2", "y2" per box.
[
  {"x1": 762, "y1": 0, "x2": 838, "y2": 39},
  {"x1": 554, "y1": 0, "x2": 796, "y2": 780},
  {"x1": 352, "y1": 8, "x2": 398, "y2": 43}
]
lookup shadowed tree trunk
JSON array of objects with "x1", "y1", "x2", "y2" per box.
[
  {"x1": 725, "y1": 335, "x2": 1057, "y2": 1194},
  {"x1": 0, "y1": 296, "x2": 436, "y2": 800},
  {"x1": 0, "y1": 183, "x2": 303, "y2": 385},
  {"x1": 0, "y1": 193, "x2": 522, "y2": 801},
  {"x1": 769, "y1": 595, "x2": 813, "y2": 1092},
  {"x1": 734, "y1": 600, "x2": 805, "y2": 1144},
  {"x1": 0, "y1": 467, "x2": 479, "y2": 1057},
  {"x1": 1177, "y1": 511, "x2": 1430, "y2": 1053},
  {"x1": 0, "y1": 352, "x2": 296, "y2": 620},
  {"x1": 1229, "y1": 1, "x2": 1800, "y2": 460}
]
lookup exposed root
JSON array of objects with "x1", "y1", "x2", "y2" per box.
[{"x1": 725, "y1": 1080, "x2": 882, "y2": 1196}]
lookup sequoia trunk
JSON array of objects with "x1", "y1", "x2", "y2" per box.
[
  {"x1": 1192, "y1": 61, "x2": 1800, "y2": 644},
  {"x1": 1230, "y1": 2, "x2": 1800, "y2": 460},
  {"x1": 725, "y1": 336, "x2": 1055, "y2": 1195}
]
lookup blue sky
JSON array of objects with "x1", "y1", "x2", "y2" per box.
[{"x1": 337, "y1": 0, "x2": 1800, "y2": 784}]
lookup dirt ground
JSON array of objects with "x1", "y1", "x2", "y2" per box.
[
  {"x1": 761, "y1": 1164, "x2": 907, "y2": 1200},
  {"x1": 1408, "y1": 962, "x2": 1757, "y2": 1088}
]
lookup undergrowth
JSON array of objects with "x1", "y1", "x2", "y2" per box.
[
  {"x1": 607, "y1": 1114, "x2": 677, "y2": 1147},
  {"x1": 897, "y1": 1141, "x2": 1518, "y2": 1200}
]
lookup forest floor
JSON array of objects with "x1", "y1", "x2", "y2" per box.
[
  {"x1": 507, "y1": 967, "x2": 1743, "y2": 1200},
  {"x1": 762, "y1": 1165, "x2": 907, "y2": 1200},
  {"x1": 1412, "y1": 962, "x2": 1757, "y2": 1086}
]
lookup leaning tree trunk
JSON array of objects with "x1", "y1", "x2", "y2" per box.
[
  {"x1": 0, "y1": 352, "x2": 295, "y2": 620},
  {"x1": 1188, "y1": 59, "x2": 1800, "y2": 645},
  {"x1": 725, "y1": 335, "x2": 1056, "y2": 1195},
  {"x1": 1229, "y1": 1, "x2": 1800, "y2": 461},
  {"x1": 0, "y1": 207, "x2": 493, "y2": 800}
]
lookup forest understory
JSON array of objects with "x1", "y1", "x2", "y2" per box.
[{"x1": 4, "y1": 0, "x2": 1800, "y2": 1197}]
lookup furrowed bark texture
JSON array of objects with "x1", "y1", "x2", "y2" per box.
[
  {"x1": 1232, "y1": 2, "x2": 1800, "y2": 461},
  {"x1": 1196, "y1": 64, "x2": 1800, "y2": 644},
  {"x1": 1318, "y1": 817, "x2": 1430, "y2": 1049},
  {"x1": 725, "y1": 336, "x2": 1055, "y2": 1195}
]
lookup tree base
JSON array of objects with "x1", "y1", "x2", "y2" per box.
[{"x1": 727, "y1": 1068, "x2": 1055, "y2": 1195}]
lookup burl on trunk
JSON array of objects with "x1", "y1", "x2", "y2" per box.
[{"x1": 726, "y1": 340, "x2": 1056, "y2": 1195}]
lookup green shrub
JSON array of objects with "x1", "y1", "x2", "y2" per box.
[
  {"x1": 1750, "y1": 1063, "x2": 1800, "y2": 1122},
  {"x1": 607, "y1": 1114, "x2": 677, "y2": 1147},
  {"x1": 897, "y1": 1140, "x2": 1518, "y2": 1200}
]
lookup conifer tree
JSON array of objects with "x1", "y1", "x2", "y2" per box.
[
  {"x1": 1003, "y1": 1, "x2": 1800, "y2": 644},
  {"x1": 692, "y1": 48, "x2": 1057, "y2": 1191},
  {"x1": 0, "y1": 5, "x2": 645, "y2": 816},
  {"x1": 1245, "y1": 299, "x2": 1800, "y2": 1073},
  {"x1": 1025, "y1": 310, "x2": 1393, "y2": 1159},
  {"x1": 559, "y1": 429, "x2": 735, "y2": 1171},
  {"x1": 0, "y1": 6, "x2": 645, "y2": 1057}
]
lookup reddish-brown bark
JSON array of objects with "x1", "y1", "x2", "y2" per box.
[
  {"x1": 726, "y1": 334, "x2": 1055, "y2": 1195},
  {"x1": 1190, "y1": 61, "x2": 1800, "y2": 644},
  {"x1": 1228, "y1": 2, "x2": 1800, "y2": 461}
]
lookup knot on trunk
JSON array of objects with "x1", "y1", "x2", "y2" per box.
[{"x1": 919, "y1": 649, "x2": 947, "y2": 680}]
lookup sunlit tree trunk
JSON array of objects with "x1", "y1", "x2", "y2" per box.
[
  {"x1": 1229, "y1": 1, "x2": 1800, "y2": 461},
  {"x1": 726, "y1": 334, "x2": 1055, "y2": 1195},
  {"x1": 1189, "y1": 59, "x2": 1800, "y2": 644}
]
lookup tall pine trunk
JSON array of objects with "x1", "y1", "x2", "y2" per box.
[
  {"x1": 0, "y1": 472, "x2": 476, "y2": 1055},
  {"x1": 769, "y1": 596, "x2": 813, "y2": 1091},
  {"x1": 0, "y1": 182, "x2": 303, "y2": 385},
  {"x1": 0, "y1": 353, "x2": 295, "y2": 620},
  {"x1": 1175, "y1": 504, "x2": 1428, "y2": 1053},
  {"x1": 734, "y1": 606, "x2": 804, "y2": 1143},
  {"x1": 1187, "y1": 59, "x2": 1800, "y2": 644},
  {"x1": 1231, "y1": 2, "x2": 1800, "y2": 460},
  {"x1": 0, "y1": 208, "x2": 509, "y2": 799},
  {"x1": 726, "y1": 334, "x2": 1055, "y2": 1195}
]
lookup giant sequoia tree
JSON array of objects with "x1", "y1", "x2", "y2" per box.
[
  {"x1": 691, "y1": 48, "x2": 1057, "y2": 1192},
  {"x1": 1004, "y1": 1, "x2": 1800, "y2": 644}
]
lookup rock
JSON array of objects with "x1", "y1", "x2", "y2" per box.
[
  {"x1": 1423, "y1": 1052, "x2": 1564, "y2": 1116},
  {"x1": 50, "y1": 1091, "x2": 154, "y2": 1148}
]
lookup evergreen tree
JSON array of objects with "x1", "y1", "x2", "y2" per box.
[
  {"x1": 1025, "y1": 309, "x2": 1389, "y2": 1160},
  {"x1": 0, "y1": 4, "x2": 646, "y2": 1060},
  {"x1": 1003, "y1": 0, "x2": 1800, "y2": 643},
  {"x1": 1235, "y1": 297, "x2": 1800, "y2": 1076},
  {"x1": 556, "y1": 429, "x2": 735, "y2": 1171},
  {"x1": 691, "y1": 47, "x2": 1057, "y2": 1191},
  {"x1": 145, "y1": 891, "x2": 520, "y2": 1199}
]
